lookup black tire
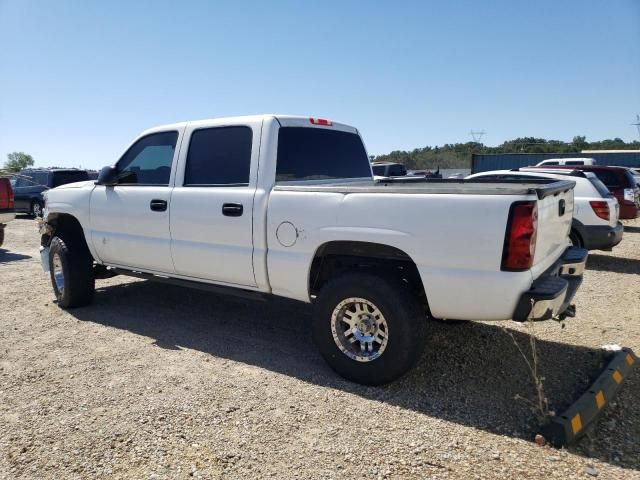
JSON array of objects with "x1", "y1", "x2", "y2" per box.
[
  {"x1": 0, "y1": 227, "x2": 4, "y2": 248},
  {"x1": 48, "y1": 235, "x2": 95, "y2": 308},
  {"x1": 31, "y1": 200, "x2": 43, "y2": 218},
  {"x1": 312, "y1": 272, "x2": 427, "y2": 385},
  {"x1": 569, "y1": 229, "x2": 583, "y2": 248}
]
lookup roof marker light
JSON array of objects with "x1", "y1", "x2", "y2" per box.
[{"x1": 310, "y1": 117, "x2": 332, "y2": 126}]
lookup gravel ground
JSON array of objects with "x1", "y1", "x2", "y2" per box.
[{"x1": 1, "y1": 216, "x2": 639, "y2": 479}]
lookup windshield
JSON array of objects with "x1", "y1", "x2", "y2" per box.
[
  {"x1": 624, "y1": 169, "x2": 639, "y2": 188},
  {"x1": 276, "y1": 128, "x2": 371, "y2": 182}
]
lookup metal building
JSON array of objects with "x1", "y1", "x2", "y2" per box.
[{"x1": 471, "y1": 150, "x2": 640, "y2": 173}]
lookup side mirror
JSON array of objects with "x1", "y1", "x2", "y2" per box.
[{"x1": 96, "y1": 166, "x2": 118, "y2": 186}]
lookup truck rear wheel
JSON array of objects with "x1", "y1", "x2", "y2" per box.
[
  {"x1": 312, "y1": 272, "x2": 427, "y2": 385},
  {"x1": 49, "y1": 235, "x2": 95, "y2": 308}
]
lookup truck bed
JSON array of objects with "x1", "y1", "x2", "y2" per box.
[{"x1": 274, "y1": 178, "x2": 576, "y2": 200}]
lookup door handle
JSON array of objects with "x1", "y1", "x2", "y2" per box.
[
  {"x1": 222, "y1": 203, "x2": 243, "y2": 217},
  {"x1": 150, "y1": 199, "x2": 167, "y2": 212}
]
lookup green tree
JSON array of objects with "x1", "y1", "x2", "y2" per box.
[
  {"x1": 4, "y1": 152, "x2": 34, "y2": 172},
  {"x1": 572, "y1": 136, "x2": 587, "y2": 151}
]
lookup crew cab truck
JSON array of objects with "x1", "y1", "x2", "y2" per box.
[{"x1": 39, "y1": 115, "x2": 587, "y2": 385}]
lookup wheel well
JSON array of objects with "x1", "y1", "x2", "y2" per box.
[
  {"x1": 309, "y1": 241, "x2": 429, "y2": 312},
  {"x1": 46, "y1": 214, "x2": 93, "y2": 258},
  {"x1": 570, "y1": 227, "x2": 583, "y2": 246}
]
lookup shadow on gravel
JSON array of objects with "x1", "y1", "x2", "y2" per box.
[
  {"x1": 0, "y1": 250, "x2": 32, "y2": 263},
  {"x1": 623, "y1": 226, "x2": 640, "y2": 234},
  {"x1": 587, "y1": 254, "x2": 640, "y2": 275},
  {"x1": 70, "y1": 280, "x2": 638, "y2": 471}
]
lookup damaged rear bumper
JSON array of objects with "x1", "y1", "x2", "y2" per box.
[{"x1": 513, "y1": 246, "x2": 588, "y2": 322}]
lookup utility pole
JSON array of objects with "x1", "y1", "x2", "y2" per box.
[
  {"x1": 469, "y1": 130, "x2": 486, "y2": 143},
  {"x1": 632, "y1": 114, "x2": 640, "y2": 140}
]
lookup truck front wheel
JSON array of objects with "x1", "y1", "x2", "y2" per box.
[
  {"x1": 49, "y1": 235, "x2": 95, "y2": 308},
  {"x1": 312, "y1": 272, "x2": 427, "y2": 385}
]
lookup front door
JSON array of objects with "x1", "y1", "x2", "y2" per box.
[
  {"x1": 89, "y1": 130, "x2": 182, "y2": 273},
  {"x1": 170, "y1": 122, "x2": 260, "y2": 287}
]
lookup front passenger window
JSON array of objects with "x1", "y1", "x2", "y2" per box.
[{"x1": 117, "y1": 131, "x2": 178, "y2": 186}]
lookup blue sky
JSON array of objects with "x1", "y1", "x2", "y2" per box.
[{"x1": 1, "y1": 0, "x2": 639, "y2": 169}]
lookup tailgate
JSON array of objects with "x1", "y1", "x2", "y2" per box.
[{"x1": 532, "y1": 185, "x2": 574, "y2": 273}]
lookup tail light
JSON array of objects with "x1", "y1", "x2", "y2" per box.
[
  {"x1": 0, "y1": 180, "x2": 13, "y2": 209},
  {"x1": 502, "y1": 201, "x2": 538, "y2": 271},
  {"x1": 590, "y1": 201, "x2": 609, "y2": 220}
]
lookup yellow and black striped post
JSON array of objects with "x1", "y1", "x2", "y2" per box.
[{"x1": 540, "y1": 347, "x2": 636, "y2": 447}]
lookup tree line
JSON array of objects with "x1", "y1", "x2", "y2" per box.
[{"x1": 373, "y1": 136, "x2": 640, "y2": 170}]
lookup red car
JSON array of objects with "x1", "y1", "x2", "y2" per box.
[
  {"x1": 0, "y1": 177, "x2": 15, "y2": 247},
  {"x1": 531, "y1": 165, "x2": 640, "y2": 219}
]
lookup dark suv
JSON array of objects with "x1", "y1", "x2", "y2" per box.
[
  {"x1": 533, "y1": 165, "x2": 640, "y2": 219},
  {"x1": 12, "y1": 169, "x2": 90, "y2": 217}
]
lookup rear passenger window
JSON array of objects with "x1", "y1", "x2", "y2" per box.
[
  {"x1": 184, "y1": 127, "x2": 252, "y2": 186},
  {"x1": 565, "y1": 161, "x2": 584, "y2": 166}
]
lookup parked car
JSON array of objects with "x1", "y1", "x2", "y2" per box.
[
  {"x1": 371, "y1": 162, "x2": 407, "y2": 178},
  {"x1": 12, "y1": 168, "x2": 90, "y2": 217},
  {"x1": 530, "y1": 165, "x2": 639, "y2": 219},
  {"x1": 535, "y1": 157, "x2": 596, "y2": 167},
  {"x1": 0, "y1": 177, "x2": 15, "y2": 247},
  {"x1": 39, "y1": 115, "x2": 587, "y2": 385},
  {"x1": 467, "y1": 168, "x2": 623, "y2": 250}
]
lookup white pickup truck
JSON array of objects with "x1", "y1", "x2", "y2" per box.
[{"x1": 39, "y1": 115, "x2": 587, "y2": 384}]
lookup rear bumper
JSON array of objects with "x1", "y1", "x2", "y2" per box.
[
  {"x1": 581, "y1": 222, "x2": 624, "y2": 251},
  {"x1": 513, "y1": 246, "x2": 588, "y2": 322},
  {"x1": 619, "y1": 203, "x2": 639, "y2": 219}
]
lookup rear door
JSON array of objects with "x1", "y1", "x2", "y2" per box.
[
  {"x1": 169, "y1": 119, "x2": 261, "y2": 286},
  {"x1": 12, "y1": 173, "x2": 32, "y2": 211},
  {"x1": 89, "y1": 129, "x2": 183, "y2": 273}
]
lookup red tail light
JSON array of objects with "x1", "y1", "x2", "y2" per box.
[
  {"x1": 0, "y1": 179, "x2": 13, "y2": 209},
  {"x1": 8, "y1": 183, "x2": 14, "y2": 209},
  {"x1": 589, "y1": 200, "x2": 609, "y2": 221},
  {"x1": 502, "y1": 201, "x2": 538, "y2": 271}
]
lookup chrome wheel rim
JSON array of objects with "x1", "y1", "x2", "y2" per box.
[
  {"x1": 33, "y1": 203, "x2": 42, "y2": 217},
  {"x1": 52, "y1": 253, "x2": 64, "y2": 294},
  {"x1": 331, "y1": 297, "x2": 389, "y2": 363}
]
